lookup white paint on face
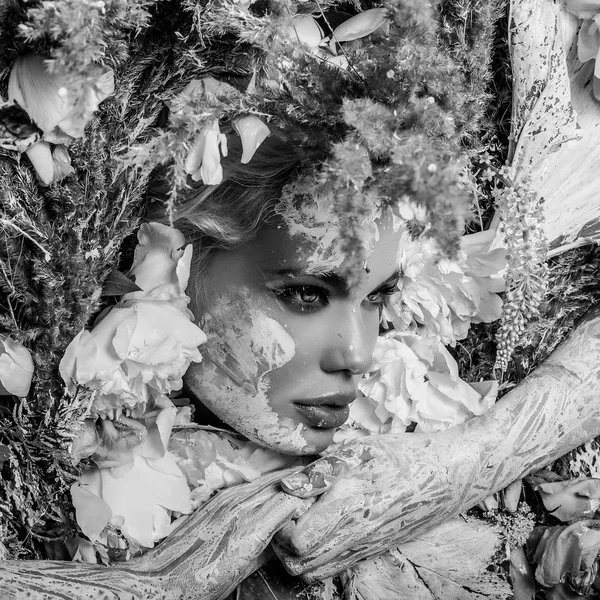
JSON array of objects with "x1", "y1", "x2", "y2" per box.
[
  {"x1": 187, "y1": 289, "x2": 310, "y2": 453},
  {"x1": 276, "y1": 177, "x2": 380, "y2": 269},
  {"x1": 185, "y1": 199, "x2": 404, "y2": 456}
]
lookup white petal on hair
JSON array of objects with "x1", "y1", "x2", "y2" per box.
[{"x1": 232, "y1": 116, "x2": 270, "y2": 164}]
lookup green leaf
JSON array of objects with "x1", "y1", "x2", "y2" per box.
[{"x1": 102, "y1": 269, "x2": 142, "y2": 296}]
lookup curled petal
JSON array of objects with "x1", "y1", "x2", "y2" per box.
[
  {"x1": 577, "y1": 19, "x2": 600, "y2": 62},
  {"x1": 51, "y1": 144, "x2": 74, "y2": 181},
  {"x1": 128, "y1": 223, "x2": 186, "y2": 294},
  {"x1": 0, "y1": 336, "x2": 34, "y2": 397},
  {"x1": 534, "y1": 478, "x2": 600, "y2": 522},
  {"x1": 534, "y1": 521, "x2": 600, "y2": 588},
  {"x1": 564, "y1": 0, "x2": 600, "y2": 19},
  {"x1": 70, "y1": 483, "x2": 112, "y2": 543},
  {"x1": 331, "y1": 8, "x2": 389, "y2": 42},
  {"x1": 186, "y1": 121, "x2": 227, "y2": 185},
  {"x1": 7, "y1": 54, "x2": 113, "y2": 141},
  {"x1": 232, "y1": 116, "x2": 270, "y2": 164}
]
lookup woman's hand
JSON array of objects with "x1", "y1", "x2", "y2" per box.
[{"x1": 273, "y1": 432, "x2": 483, "y2": 581}]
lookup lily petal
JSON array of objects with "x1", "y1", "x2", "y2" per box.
[{"x1": 8, "y1": 55, "x2": 70, "y2": 133}]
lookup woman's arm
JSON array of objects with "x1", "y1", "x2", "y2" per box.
[
  {"x1": 276, "y1": 305, "x2": 600, "y2": 580},
  {"x1": 1, "y1": 469, "x2": 309, "y2": 599}
]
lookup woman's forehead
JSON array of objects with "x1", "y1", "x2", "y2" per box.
[{"x1": 253, "y1": 210, "x2": 403, "y2": 287}]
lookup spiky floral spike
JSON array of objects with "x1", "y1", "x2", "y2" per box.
[{"x1": 493, "y1": 173, "x2": 548, "y2": 371}]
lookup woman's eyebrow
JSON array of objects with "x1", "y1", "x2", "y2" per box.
[
  {"x1": 263, "y1": 267, "x2": 401, "y2": 292},
  {"x1": 262, "y1": 267, "x2": 349, "y2": 291}
]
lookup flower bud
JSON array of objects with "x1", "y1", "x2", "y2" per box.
[{"x1": 0, "y1": 336, "x2": 34, "y2": 397}]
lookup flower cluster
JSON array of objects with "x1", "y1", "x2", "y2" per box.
[
  {"x1": 384, "y1": 228, "x2": 505, "y2": 347},
  {"x1": 493, "y1": 175, "x2": 548, "y2": 371},
  {"x1": 7, "y1": 54, "x2": 114, "y2": 184}
]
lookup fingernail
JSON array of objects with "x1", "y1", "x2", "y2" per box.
[{"x1": 281, "y1": 472, "x2": 310, "y2": 491}]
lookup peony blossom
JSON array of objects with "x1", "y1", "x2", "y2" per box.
[
  {"x1": 75, "y1": 450, "x2": 192, "y2": 549},
  {"x1": 336, "y1": 330, "x2": 498, "y2": 441},
  {"x1": 60, "y1": 223, "x2": 206, "y2": 419},
  {"x1": 170, "y1": 429, "x2": 299, "y2": 508},
  {"x1": 8, "y1": 54, "x2": 114, "y2": 184},
  {"x1": 0, "y1": 336, "x2": 34, "y2": 397},
  {"x1": 70, "y1": 404, "x2": 192, "y2": 555},
  {"x1": 384, "y1": 229, "x2": 505, "y2": 346}
]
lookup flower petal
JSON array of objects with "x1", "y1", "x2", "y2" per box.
[
  {"x1": 0, "y1": 337, "x2": 34, "y2": 397},
  {"x1": 25, "y1": 141, "x2": 54, "y2": 185},
  {"x1": 332, "y1": 8, "x2": 389, "y2": 42},
  {"x1": 70, "y1": 483, "x2": 112, "y2": 543},
  {"x1": 232, "y1": 116, "x2": 270, "y2": 164}
]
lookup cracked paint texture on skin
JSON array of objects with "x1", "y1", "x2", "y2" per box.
[
  {"x1": 277, "y1": 176, "x2": 380, "y2": 269},
  {"x1": 185, "y1": 289, "x2": 311, "y2": 453}
]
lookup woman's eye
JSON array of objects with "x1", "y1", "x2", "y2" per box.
[
  {"x1": 298, "y1": 287, "x2": 320, "y2": 303},
  {"x1": 364, "y1": 285, "x2": 396, "y2": 310},
  {"x1": 272, "y1": 285, "x2": 329, "y2": 313}
]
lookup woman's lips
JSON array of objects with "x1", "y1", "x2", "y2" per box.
[{"x1": 294, "y1": 394, "x2": 355, "y2": 429}]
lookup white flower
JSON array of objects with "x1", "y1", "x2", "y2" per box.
[
  {"x1": 8, "y1": 54, "x2": 114, "y2": 184},
  {"x1": 339, "y1": 331, "x2": 498, "y2": 441},
  {"x1": 170, "y1": 429, "x2": 298, "y2": 508},
  {"x1": 185, "y1": 119, "x2": 228, "y2": 185},
  {"x1": 232, "y1": 116, "x2": 270, "y2": 164},
  {"x1": 75, "y1": 449, "x2": 192, "y2": 549},
  {"x1": 0, "y1": 336, "x2": 34, "y2": 397},
  {"x1": 60, "y1": 224, "x2": 206, "y2": 418},
  {"x1": 386, "y1": 230, "x2": 505, "y2": 346}
]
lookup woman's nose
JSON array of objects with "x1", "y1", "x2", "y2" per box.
[{"x1": 320, "y1": 310, "x2": 375, "y2": 375}]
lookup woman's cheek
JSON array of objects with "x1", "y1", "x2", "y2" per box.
[{"x1": 187, "y1": 288, "x2": 314, "y2": 453}]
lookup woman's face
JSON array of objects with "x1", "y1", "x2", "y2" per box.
[{"x1": 184, "y1": 201, "x2": 402, "y2": 455}]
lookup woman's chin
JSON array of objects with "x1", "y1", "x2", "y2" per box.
[{"x1": 246, "y1": 424, "x2": 337, "y2": 456}]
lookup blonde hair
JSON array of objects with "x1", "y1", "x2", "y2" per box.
[{"x1": 146, "y1": 134, "x2": 303, "y2": 279}]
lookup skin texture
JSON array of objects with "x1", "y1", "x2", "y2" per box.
[{"x1": 185, "y1": 208, "x2": 401, "y2": 454}]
